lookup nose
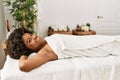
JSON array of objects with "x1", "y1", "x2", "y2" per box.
[{"x1": 32, "y1": 34, "x2": 37, "y2": 39}]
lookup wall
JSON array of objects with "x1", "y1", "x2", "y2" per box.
[
  {"x1": 0, "y1": 0, "x2": 6, "y2": 69},
  {"x1": 37, "y1": 0, "x2": 120, "y2": 37},
  {"x1": 93, "y1": 0, "x2": 120, "y2": 35},
  {"x1": 3, "y1": 0, "x2": 120, "y2": 37}
]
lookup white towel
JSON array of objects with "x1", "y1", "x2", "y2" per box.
[{"x1": 45, "y1": 34, "x2": 115, "y2": 59}]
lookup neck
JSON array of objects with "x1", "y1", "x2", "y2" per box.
[{"x1": 35, "y1": 40, "x2": 47, "y2": 52}]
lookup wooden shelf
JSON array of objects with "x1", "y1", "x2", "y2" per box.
[
  {"x1": 72, "y1": 30, "x2": 96, "y2": 35},
  {"x1": 48, "y1": 31, "x2": 72, "y2": 36}
]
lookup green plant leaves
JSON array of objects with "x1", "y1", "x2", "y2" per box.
[{"x1": 4, "y1": 0, "x2": 37, "y2": 33}]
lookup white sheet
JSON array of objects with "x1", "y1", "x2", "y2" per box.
[
  {"x1": 1, "y1": 55, "x2": 120, "y2": 80},
  {"x1": 45, "y1": 34, "x2": 120, "y2": 59},
  {"x1": 1, "y1": 55, "x2": 76, "y2": 80},
  {"x1": 72, "y1": 56, "x2": 120, "y2": 80}
]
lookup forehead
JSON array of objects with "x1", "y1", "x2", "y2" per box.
[
  {"x1": 22, "y1": 33, "x2": 31, "y2": 42},
  {"x1": 22, "y1": 33, "x2": 30, "y2": 38}
]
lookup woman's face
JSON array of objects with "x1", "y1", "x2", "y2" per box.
[{"x1": 22, "y1": 33, "x2": 44, "y2": 51}]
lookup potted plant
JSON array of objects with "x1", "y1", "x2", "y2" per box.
[
  {"x1": 86, "y1": 22, "x2": 91, "y2": 27},
  {"x1": 4, "y1": 0, "x2": 37, "y2": 33}
]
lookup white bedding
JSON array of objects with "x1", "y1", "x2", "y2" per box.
[
  {"x1": 1, "y1": 55, "x2": 120, "y2": 80},
  {"x1": 1, "y1": 35, "x2": 120, "y2": 80}
]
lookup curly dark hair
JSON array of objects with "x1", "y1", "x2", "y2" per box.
[{"x1": 6, "y1": 28, "x2": 34, "y2": 59}]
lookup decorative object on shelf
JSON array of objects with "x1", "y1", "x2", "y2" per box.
[
  {"x1": 4, "y1": 0, "x2": 37, "y2": 33},
  {"x1": 48, "y1": 31, "x2": 72, "y2": 36},
  {"x1": 66, "y1": 26, "x2": 70, "y2": 32},
  {"x1": 48, "y1": 25, "x2": 70, "y2": 32},
  {"x1": 76, "y1": 24, "x2": 81, "y2": 31},
  {"x1": 48, "y1": 25, "x2": 71, "y2": 36},
  {"x1": 48, "y1": 26, "x2": 54, "y2": 32},
  {"x1": 86, "y1": 22, "x2": 91, "y2": 27},
  {"x1": 81, "y1": 25, "x2": 90, "y2": 31},
  {"x1": 75, "y1": 22, "x2": 91, "y2": 32},
  {"x1": 73, "y1": 23, "x2": 96, "y2": 35},
  {"x1": 72, "y1": 30, "x2": 96, "y2": 35}
]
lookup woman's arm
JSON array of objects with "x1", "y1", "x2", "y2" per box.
[{"x1": 19, "y1": 50, "x2": 58, "y2": 72}]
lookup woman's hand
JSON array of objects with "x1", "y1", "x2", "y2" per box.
[{"x1": 19, "y1": 55, "x2": 28, "y2": 72}]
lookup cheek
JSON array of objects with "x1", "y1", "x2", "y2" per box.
[
  {"x1": 31, "y1": 41, "x2": 39, "y2": 48},
  {"x1": 27, "y1": 43, "x2": 33, "y2": 49}
]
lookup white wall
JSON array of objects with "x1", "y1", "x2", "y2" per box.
[
  {"x1": 93, "y1": 0, "x2": 120, "y2": 35},
  {"x1": 3, "y1": 0, "x2": 120, "y2": 37},
  {"x1": 37, "y1": 0, "x2": 120, "y2": 37}
]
